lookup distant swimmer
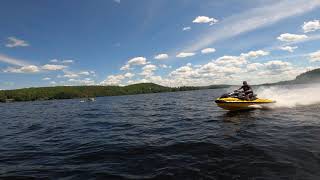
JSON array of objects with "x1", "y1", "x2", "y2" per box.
[{"x1": 238, "y1": 81, "x2": 254, "y2": 101}]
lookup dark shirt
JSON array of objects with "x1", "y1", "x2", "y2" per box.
[{"x1": 239, "y1": 85, "x2": 252, "y2": 92}]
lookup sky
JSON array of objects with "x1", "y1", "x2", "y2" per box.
[{"x1": 1, "y1": 0, "x2": 320, "y2": 89}]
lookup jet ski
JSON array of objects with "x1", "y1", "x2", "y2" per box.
[{"x1": 215, "y1": 90, "x2": 275, "y2": 111}]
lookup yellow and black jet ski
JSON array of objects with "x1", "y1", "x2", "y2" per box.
[{"x1": 215, "y1": 90, "x2": 275, "y2": 111}]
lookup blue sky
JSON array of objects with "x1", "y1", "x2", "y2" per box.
[{"x1": 0, "y1": 0, "x2": 320, "y2": 89}]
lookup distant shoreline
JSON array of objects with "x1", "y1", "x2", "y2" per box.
[
  {"x1": 0, "y1": 83, "x2": 231, "y2": 103},
  {"x1": 1, "y1": 68, "x2": 319, "y2": 103}
]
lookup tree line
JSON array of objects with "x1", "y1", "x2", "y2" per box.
[{"x1": 0, "y1": 83, "x2": 229, "y2": 103}]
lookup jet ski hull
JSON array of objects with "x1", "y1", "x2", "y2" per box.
[{"x1": 215, "y1": 97, "x2": 275, "y2": 111}]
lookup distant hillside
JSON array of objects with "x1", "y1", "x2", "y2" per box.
[
  {"x1": 262, "y1": 68, "x2": 320, "y2": 86},
  {"x1": 295, "y1": 68, "x2": 320, "y2": 83},
  {"x1": 0, "y1": 83, "x2": 230, "y2": 103}
]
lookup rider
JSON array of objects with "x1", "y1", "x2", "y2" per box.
[{"x1": 238, "y1": 81, "x2": 253, "y2": 101}]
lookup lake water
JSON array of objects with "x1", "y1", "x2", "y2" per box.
[{"x1": 0, "y1": 89, "x2": 320, "y2": 179}]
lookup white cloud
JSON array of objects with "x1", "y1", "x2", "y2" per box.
[
  {"x1": 124, "y1": 72, "x2": 134, "y2": 78},
  {"x1": 42, "y1": 64, "x2": 67, "y2": 71},
  {"x1": 59, "y1": 70, "x2": 94, "y2": 79},
  {"x1": 277, "y1": 33, "x2": 308, "y2": 42},
  {"x1": 50, "y1": 81, "x2": 56, "y2": 85},
  {"x1": 100, "y1": 75, "x2": 125, "y2": 85},
  {"x1": 63, "y1": 74, "x2": 78, "y2": 78},
  {"x1": 68, "y1": 78, "x2": 95, "y2": 85},
  {"x1": 50, "y1": 59, "x2": 59, "y2": 63},
  {"x1": 159, "y1": 64, "x2": 171, "y2": 69},
  {"x1": 78, "y1": 71, "x2": 90, "y2": 76},
  {"x1": 63, "y1": 72, "x2": 79, "y2": 78},
  {"x1": 193, "y1": 16, "x2": 218, "y2": 25},
  {"x1": 62, "y1": 59, "x2": 74, "y2": 64},
  {"x1": 183, "y1": 0, "x2": 320, "y2": 52},
  {"x1": 240, "y1": 50, "x2": 269, "y2": 58},
  {"x1": 42, "y1": 77, "x2": 51, "y2": 81},
  {"x1": 176, "y1": 52, "x2": 196, "y2": 58},
  {"x1": 215, "y1": 55, "x2": 247, "y2": 66},
  {"x1": 246, "y1": 63, "x2": 264, "y2": 72},
  {"x1": 309, "y1": 50, "x2": 320, "y2": 62},
  {"x1": 120, "y1": 57, "x2": 147, "y2": 71},
  {"x1": 303, "y1": 20, "x2": 320, "y2": 33},
  {"x1": 4, "y1": 65, "x2": 39, "y2": 73},
  {"x1": 201, "y1": 48, "x2": 216, "y2": 54},
  {"x1": 264, "y1": 60, "x2": 292, "y2": 72},
  {"x1": 114, "y1": 0, "x2": 120, "y2": 3},
  {"x1": 140, "y1": 64, "x2": 157, "y2": 76},
  {"x1": 120, "y1": 64, "x2": 130, "y2": 71},
  {"x1": 154, "y1": 53, "x2": 169, "y2": 60},
  {"x1": 128, "y1": 57, "x2": 147, "y2": 65},
  {"x1": 182, "y1": 27, "x2": 191, "y2": 31},
  {"x1": 5, "y1": 37, "x2": 29, "y2": 48},
  {"x1": 279, "y1": 46, "x2": 298, "y2": 52},
  {"x1": 0, "y1": 54, "x2": 29, "y2": 66}
]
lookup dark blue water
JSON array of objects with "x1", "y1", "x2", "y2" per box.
[{"x1": 1, "y1": 89, "x2": 320, "y2": 179}]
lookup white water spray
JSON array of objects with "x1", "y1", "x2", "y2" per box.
[{"x1": 256, "y1": 84, "x2": 320, "y2": 108}]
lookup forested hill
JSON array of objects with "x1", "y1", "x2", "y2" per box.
[
  {"x1": 262, "y1": 68, "x2": 320, "y2": 85},
  {"x1": 0, "y1": 83, "x2": 230, "y2": 103},
  {"x1": 295, "y1": 68, "x2": 320, "y2": 83}
]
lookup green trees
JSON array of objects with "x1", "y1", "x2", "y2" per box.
[
  {"x1": 0, "y1": 83, "x2": 208, "y2": 102},
  {"x1": 0, "y1": 91, "x2": 6, "y2": 102}
]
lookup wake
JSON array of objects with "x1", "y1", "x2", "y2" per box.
[{"x1": 256, "y1": 84, "x2": 320, "y2": 108}]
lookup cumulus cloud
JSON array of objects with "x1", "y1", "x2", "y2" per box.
[
  {"x1": 154, "y1": 53, "x2": 169, "y2": 60},
  {"x1": 264, "y1": 60, "x2": 291, "y2": 67},
  {"x1": 302, "y1": 20, "x2": 320, "y2": 33},
  {"x1": 120, "y1": 64, "x2": 130, "y2": 71},
  {"x1": 201, "y1": 48, "x2": 216, "y2": 54},
  {"x1": 246, "y1": 63, "x2": 264, "y2": 72},
  {"x1": 277, "y1": 33, "x2": 308, "y2": 42},
  {"x1": 120, "y1": 57, "x2": 148, "y2": 71},
  {"x1": 78, "y1": 71, "x2": 90, "y2": 76},
  {"x1": 128, "y1": 57, "x2": 147, "y2": 65},
  {"x1": 140, "y1": 64, "x2": 157, "y2": 77},
  {"x1": 279, "y1": 46, "x2": 298, "y2": 52},
  {"x1": 215, "y1": 56, "x2": 247, "y2": 66},
  {"x1": 124, "y1": 72, "x2": 134, "y2": 78},
  {"x1": 4, "y1": 65, "x2": 39, "y2": 73},
  {"x1": 49, "y1": 59, "x2": 74, "y2": 64},
  {"x1": 182, "y1": 27, "x2": 191, "y2": 31},
  {"x1": 42, "y1": 77, "x2": 51, "y2": 81},
  {"x1": 63, "y1": 73, "x2": 79, "y2": 78},
  {"x1": 309, "y1": 50, "x2": 320, "y2": 62},
  {"x1": 176, "y1": 52, "x2": 196, "y2": 58},
  {"x1": 62, "y1": 60, "x2": 74, "y2": 64},
  {"x1": 50, "y1": 59, "x2": 59, "y2": 63},
  {"x1": 5, "y1": 37, "x2": 29, "y2": 48},
  {"x1": 240, "y1": 50, "x2": 269, "y2": 58},
  {"x1": 159, "y1": 64, "x2": 171, "y2": 69},
  {"x1": 68, "y1": 78, "x2": 95, "y2": 85},
  {"x1": 193, "y1": 16, "x2": 218, "y2": 25},
  {"x1": 61, "y1": 70, "x2": 94, "y2": 78},
  {"x1": 42, "y1": 64, "x2": 67, "y2": 71},
  {"x1": 100, "y1": 75, "x2": 125, "y2": 85}
]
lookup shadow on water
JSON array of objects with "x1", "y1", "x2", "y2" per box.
[{"x1": 220, "y1": 109, "x2": 257, "y2": 123}]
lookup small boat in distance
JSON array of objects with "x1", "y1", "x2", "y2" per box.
[{"x1": 215, "y1": 90, "x2": 275, "y2": 111}]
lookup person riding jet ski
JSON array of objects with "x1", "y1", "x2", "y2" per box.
[{"x1": 237, "y1": 81, "x2": 254, "y2": 101}]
